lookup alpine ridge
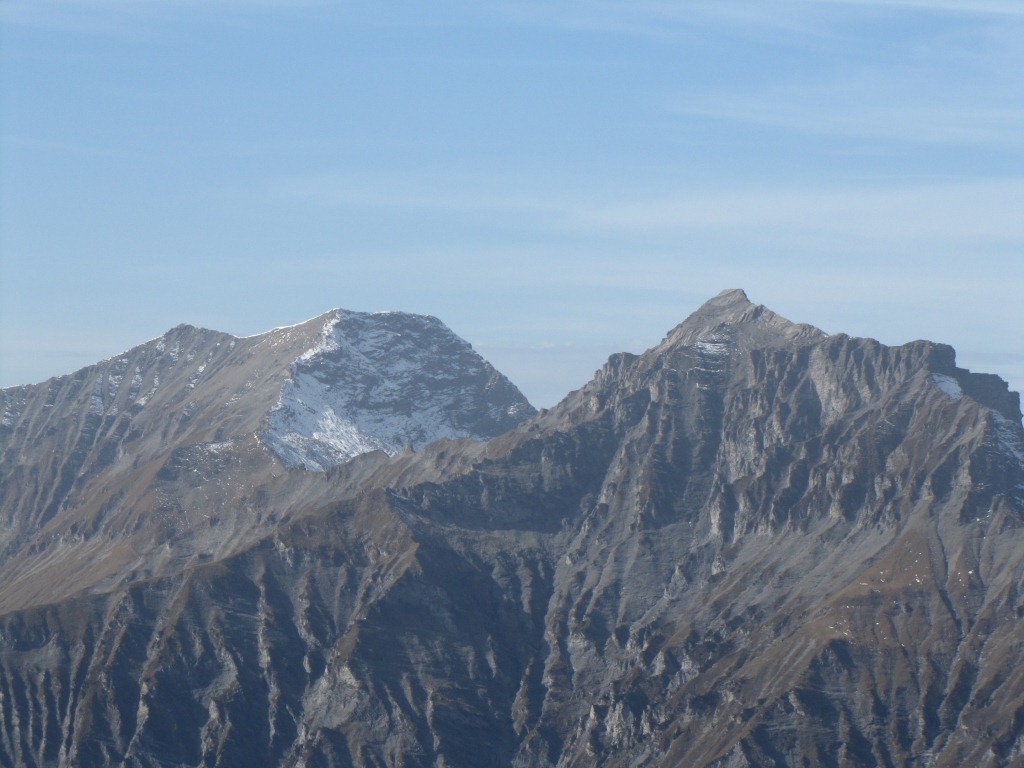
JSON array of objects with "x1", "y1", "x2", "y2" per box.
[
  {"x1": 0, "y1": 309, "x2": 534, "y2": 614},
  {"x1": 2, "y1": 289, "x2": 1024, "y2": 768}
]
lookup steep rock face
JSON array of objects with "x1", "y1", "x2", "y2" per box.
[
  {"x1": 2, "y1": 290, "x2": 1024, "y2": 767},
  {"x1": 260, "y1": 309, "x2": 534, "y2": 471},
  {"x1": 0, "y1": 311, "x2": 533, "y2": 614}
]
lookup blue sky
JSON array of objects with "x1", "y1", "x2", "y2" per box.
[{"x1": 1, "y1": 1, "x2": 1022, "y2": 407}]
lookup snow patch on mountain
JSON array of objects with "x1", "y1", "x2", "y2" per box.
[
  {"x1": 136, "y1": 374, "x2": 159, "y2": 407},
  {"x1": 259, "y1": 310, "x2": 535, "y2": 471},
  {"x1": 694, "y1": 336, "x2": 731, "y2": 357},
  {"x1": 89, "y1": 378, "x2": 104, "y2": 416},
  {"x1": 931, "y1": 374, "x2": 963, "y2": 401},
  {"x1": 992, "y1": 412, "x2": 1024, "y2": 465},
  {"x1": 1, "y1": 392, "x2": 19, "y2": 428},
  {"x1": 128, "y1": 365, "x2": 143, "y2": 402}
]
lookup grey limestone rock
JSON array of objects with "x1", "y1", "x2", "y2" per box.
[{"x1": 2, "y1": 290, "x2": 1024, "y2": 767}]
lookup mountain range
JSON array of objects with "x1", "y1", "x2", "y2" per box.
[{"x1": 1, "y1": 289, "x2": 1023, "y2": 767}]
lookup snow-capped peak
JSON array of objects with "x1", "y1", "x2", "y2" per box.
[{"x1": 258, "y1": 310, "x2": 534, "y2": 471}]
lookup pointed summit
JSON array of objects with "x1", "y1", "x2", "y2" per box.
[
  {"x1": 259, "y1": 310, "x2": 536, "y2": 470},
  {"x1": 708, "y1": 287, "x2": 751, "y2": 306},
  {"x1": 658, "y1": 289, "x2": 826, "y2": 352}
]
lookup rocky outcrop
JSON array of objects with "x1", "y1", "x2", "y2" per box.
[{"x1": 2, "y1": 289, "x2": 1023, "y2": 767}]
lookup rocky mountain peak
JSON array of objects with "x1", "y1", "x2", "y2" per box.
[
  {"x1": 657, "y1": 288, "x2": 827, "y2": 355},
  {"x1": 3, "y1": 293, "x2": 1024, "y2": 768},
  {"x1": 258, "y1": 308, "x2": 536, "y2": 470},
  {"x1": 697, "y1": 286, "x2": 753, "y2": 311},
  {"x1": 0, "y1": 307, "x2": 535, "y2": 612}
]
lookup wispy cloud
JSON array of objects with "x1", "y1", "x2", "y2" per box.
[
  {"x1": 666, "y1": 5, "x2": 1023, "y2": 147},
  {"x1": 262, "y1": 174, "x2": 568, "y2": 218},
  {"x1": 8, "y1": 0, "x2": 1023, "y2": 36},
  {"x1": 482, "y1": 1, "x2": 836, "y2": 41},
  {"x1": 260, "y1": 172, "x2": 1024, "y2": 247},
  {"x1": 806, "y1": 0, "x2": 1024, "y2": 16},
  {"x1": 565, "y1": 179, "x2": 1024, "y2": 243},
  {"x1": 485, "y1": 1, "x2": 1024, "y2": 148},
  {"x1": 0, "y1": 0, "x2": 324, "y2": 32},
  {"x1": 673, "y1": 82, "x2": 1024, "y2": 145},
  {"x1": 486, "y1": 0, "x2": 1024, "y2": 39}
]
